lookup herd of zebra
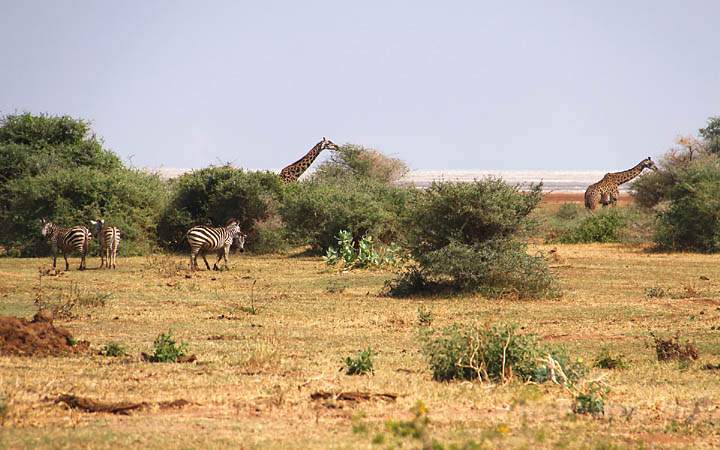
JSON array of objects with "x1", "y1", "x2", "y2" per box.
[{"x1": 40, "y1": 218, "x2": 246, "y2": 271}]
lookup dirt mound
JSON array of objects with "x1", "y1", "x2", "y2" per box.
[{"x1": 0, "y1": 312, "x2": 86, "y2": 356}]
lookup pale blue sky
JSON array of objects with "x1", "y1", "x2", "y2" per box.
[{"x1": 1, "y1": 1, "x2": 718, "y2": 170}]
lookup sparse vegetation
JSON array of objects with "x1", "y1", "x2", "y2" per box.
[
  {"x1": 417, "y1": 306, "x2": 434, "y2": 327},
  {"x1": 344, "y1": 348, "x2": 374, "y2": 375},
  {"x1": 558, "y1": 209, "x2": 626, "y2": 243},
  {"x1": 146, "y1": 332, "x2": 189, "y2": 363},
  {"x1": 645, "y1": 286, "x2": 667, "y2": 299},
  {"x1": 653, "y1": 333, "x2": 699, "y2": 362},
  {"x1": 419, "y1": 322, "x2": 585, "y2": 383},
  {"x1": 99, "y1": 342, "x2": 127, "y2": 357},
  {"x1": 573, "y1": 381, "x2": 608, "y2": 417},
  {"x1": 324, "y1": 230, "x2": 401, "y2": 270},
  {"x1": 594, "y1": 350, "x2": 628, "y2": 370}
]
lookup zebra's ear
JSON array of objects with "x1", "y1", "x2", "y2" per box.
[{"x1": 90, "y1": 220, "x2": 97, "y2": 225}]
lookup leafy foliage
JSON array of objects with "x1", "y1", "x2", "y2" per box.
[
  {"x1": 557, "y1": 209, "x2": 626, "y2": 243},
  {"x1": 157, "y1": 166, "x2": 284, "y2": 252},
  {"x1": 388, "y1": 179, "x2": 558, "y2": 298},
  {"x1": 148, "y1": 332, "x2": 188, "y2": 363},
  {"x1": 0, "y1": 113, "x2": 163, "y2": 256},
  {"x1": 344, "y1": 348, "x2": 374, "y2": 375},
  {"x1": 418, "y1": 322, "x2": 585, "y2": 383},
  {"x1": 311, "y1": 143, "x2": 408, "y2": 184},
  {"x1": 653, "y1": 158, "x2": 720, "y2": 252},
  {"x1": 281, "y1": 178, "x2": 412, "y2": 253},
  {"x1": 573, "y1": 381, "x2": 608, "y2": 416},
  {"x1": 699, "y1": 116, "x2": 720, "y2": 155},
  {"x1": 100, "y1": 342, "x2": 128, "y2": 357},
  {"x1": 324, "y1": 230, "x2": 401, "y2": 269},
  {"x1": 594, "y1": 350, "x2": 628, "y2": 370}
]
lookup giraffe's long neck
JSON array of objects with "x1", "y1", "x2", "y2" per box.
[
  {"x1": 280, "y1": 142, "x2": 326, "y2": 182},
  {"x1": 607, "y1": 162, "x2": 645, "y2": 185}
]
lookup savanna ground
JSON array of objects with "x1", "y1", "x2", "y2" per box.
[{"x1": 1, "y1": 196, "x2": 720, "y2": 449}]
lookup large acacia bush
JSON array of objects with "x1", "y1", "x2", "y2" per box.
[
  {"x1": 654, "y1": 158, "x2": 720, "y2": 252},
  {"x1": 157, "y1": 166, "x2": 285, "y2": 253},
  {"x1": 311, "y1": 143, "x2": 408, "y2": 184},
  {"x1": 388, "y1": 179, "x2": 559, "y2": 298},
  {"x1": 0, "y1": 113, "x2": 166, "y2": 256},
  {"x1": 280, "y1": 178, "x2": 413, "y2": 253}
]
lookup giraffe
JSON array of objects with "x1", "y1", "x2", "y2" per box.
[
  {"x1": 584, "y1": 157, "x2": 657, "y2": 211},
  {"x1": 279, "y1": 137, "x2": 339, "y2": 182}
]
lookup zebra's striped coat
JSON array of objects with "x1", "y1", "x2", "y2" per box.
[
  {"x1": 91, "y1": 220, "x2": 120, "y2": 269},
  {"x1": 41, "y1": 220, "x2": 91, "y2": 270},
  {"x1": 186, "y1": 220, "x2": 245, "y2": 271}
]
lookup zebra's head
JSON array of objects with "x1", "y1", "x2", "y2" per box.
[
  {"x1": 235, "y1": 232, "x2": 247, "y2": 253},
  {"x1": 40, "y1": 219, "x2": 54, "y2": 237},
  {"x1": 224, "y1": 218, "x2": 246, "y2": 252},
  {"x1": 90, "y1": 219, "x2": 104, "y2": 237}
]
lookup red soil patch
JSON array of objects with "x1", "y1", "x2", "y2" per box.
[{"x1": 0, "y1": 311, "x2": 87, "y2": 357}]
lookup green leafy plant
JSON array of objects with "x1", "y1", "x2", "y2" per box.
[
  {"x1": 344, "y1": 348, "x2": 374, "y2": 375},
  {"x1": 324, "y1": 230, "x2": 401, "y2": 270},
  {"x1": 148, "y1": 332, "x2": 188, "y2": 363},
  {"x1": 573, "y1": 381, "x2": 609, "y2": 416},
  {"x1": 556, "y1": 202, "x2": 582, "y2": 220},
  {"x1": 388, "y1": 180, "x2": 558, "y2": 298},
  {"x1": 419, "y1": 322, "x2": 585, "y2": 384},
  {"x1": 100, "y1": 342, "x2": 128, "y2": 357},
  {"x1": 558, "y1": 209, "x2": 626, "y2": 243},
  {"x1": 417, "y1": 306, "x2": 434, "y2": 327}
]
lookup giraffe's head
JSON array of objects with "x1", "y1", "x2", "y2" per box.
[
  {"x1": 319, "y1": 137, "x2": 340, "y2": 152},
  {"x1": 40, "y1": 219, "x2": 54, "y2": 237},
  {"x1": 641, "y1": 157, "x2": 658, "y2": 171}
]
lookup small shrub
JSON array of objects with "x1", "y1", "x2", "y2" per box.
[
  {"x1": 594, "y1": 350, "x2": 628, "y2": 370},
  {"x1": 558, "y1": 209, "x2": 626, "y2": 243},
  {"x1": 419, "y1": 322, "x2": 585, "y2": 384},
  {"x1": 653, "y1": 333, "x2": 699, "y2": 362},
  {"x1": 66, "y1": 336, "x2": 77, "y2": 347},
  {"x1": 34, "y1": 282, "x2": 111, "y2": 319},
  {"x1": 344, "y1": 348, "x2": 374, "y2": 375},
  {"x1": 417, "y1": 306, "x2": 434, "y2": 327},
  {"x1": 556, "y1": 202, "x2": 581, "y2": 220},
  {"x1": 100, "y1": 342, "x2": 127, "y2": 357},
  {"x1": 645, "y1": 286, "x2": 667, "y2": 299},
  {"x1": 324, "y1": 230, "x2": 401, "y2": 270},
  {"x1": 148, "y1": 332, "x2": 188, "y2": 363},
  {"x1": 573, "y1": 381, "x2": 608, "y2": 417}
]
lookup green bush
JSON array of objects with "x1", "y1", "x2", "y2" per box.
[
  {"x1": 324, "y1": 230, "x2": 401, "y2": 269},
  {"x1": 555, "y1": 202, "x2": 582, "y2": 220},
  {"x1": 389, "y1": 180, "x2": 558, "y2": 298},
  {"x1": 419, "y1": 323, "x2": 585, "y2": 383},
  {"x1": 157, "y1": 166, "x2": 284, "y2": 252},
  {"x1": 100, "y1": 342, "x2": 128, "y2": 357},
  {"x1": 344, "y1": 348, "x2": 374, "y2": 375},
  {"x1": 654, "y1": 159, "x2": 720, "y2": 252},
  {"x1": 280, "y1": 178, "x2": 412, "y2": 253},
  {"x1": 147, "y1": 332, "x2": 188, "y2": 363},
  {"x1": 557, "y1": 209, "x2": 626, "y2": 244},
  {"x1": 311, "y1": 143, "x2": 408, "y2": 184},
  {"x1": 573, "y1": 381, "x2": 608, "y2": 416},
  {"x1": 0, "y1": 113, "x2": 167, "y2": 256}
]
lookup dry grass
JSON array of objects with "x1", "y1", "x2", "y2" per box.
[{"x1": 1, "y1": 245, "x2": 720, "y2": 449}]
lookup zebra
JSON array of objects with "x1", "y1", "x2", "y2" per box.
[
  {"x1": 186, "y1": 218, "x2": 246, "y2": 271},
  {"x1": 90, "y1": 219, "x2": 120, "y2": 269},
  {"x1": 40, "y1": 219, "x2": 91, "y2": 271}
]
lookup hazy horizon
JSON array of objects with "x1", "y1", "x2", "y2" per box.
[{"x1": 2, "y1": 1, "x2": 719, "y2": 171}]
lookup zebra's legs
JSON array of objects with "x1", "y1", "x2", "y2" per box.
[
  {"x1": 100, "y1": 245, "x2": 106, "y2": 269},
  {"x1": 63, "y1": 253, "x2": 69, "y2": 271},
  {"x1": 212, "y1": 248, "x2": 228, "y2": 271},
  {"x1": 201, "y1": 251, "x2": 211, "y2": 270},
  {"x1": 52, "y1": 252, "x2": 57, "y2": 269},
  {"x1": 190, "y1": 249, "x2": 198, "y2": 271},
  {"x1": 111, "y1": 243, "x2": 117, "y2": 269}
]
